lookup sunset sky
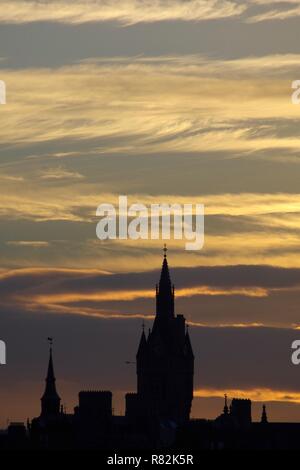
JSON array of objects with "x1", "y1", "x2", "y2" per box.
[{"x1": 1, "y1": 0, "x2": 300, "y2": 426}]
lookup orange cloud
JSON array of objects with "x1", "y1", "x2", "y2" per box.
[{"x1": 194, "y1": 388, "x2": 300, "y2": 404}]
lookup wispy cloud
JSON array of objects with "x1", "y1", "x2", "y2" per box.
[
  {"x1": 2, "y1": 264, "x2": 300, "y2": 326},
  {"x1": 0, "y1": 174, "x2": 24, "y2": 182},
  {"x1": 0, "y1": 0, "x2": 246, "y2": 25},
  {"x1": 6, "y1": 240, "x2": 49, "y2": 247},
  {"x1": 1, "y1": 189, "x2": 300, "y2": 225},
  {"x1": 1, "y1": 0, "x2": 300, "y2": 25},
  {"x1": 39, "y1": 166, "x2": 84, "y2": 180},
  {"x1": 248, "y1": 0, "x2": 300, "y2": 22},
  {"x1": 1, "y1": 56, "x2": 299, "y2": 156},
  {"x1": 1, "y1": 55, "x2": 300, "y2": 272},
  {"x1": 1, "y1": 191, "x2": 300, "y2": 269}
]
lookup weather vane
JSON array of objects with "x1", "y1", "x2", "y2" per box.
[{"x1": 47, "y1": 337, "x2": 53, "y2": 347}]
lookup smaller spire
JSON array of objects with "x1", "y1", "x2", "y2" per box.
[
  {"x1": 261, "y1": 404, "x2": 268, "y2": 424},
  {"x1": 223, "y1": 394, "x2": 229, "y2": 415},
  {"x1": 41, "y1": 338, "x2": 61, "y2": 418},
  {"x1": 137, "y1": 328, "x2": 147, "y2": 357}
]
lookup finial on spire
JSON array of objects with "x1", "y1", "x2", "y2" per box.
[
  {"x1": 47, "y1": 337, "x2": 53, "y2": 348},
  {"x1": 142, "y1": 321, "x2": 145, "y2": 332},
  {"x1": 163, "y1": 244, "x2": 167, "y2": 258}
]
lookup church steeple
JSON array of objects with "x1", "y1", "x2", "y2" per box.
[
  {"x1": 41, "y1": 339, "x2": 61, "y2": 418},
  {"x1": 155, "y1": 245, "x2": 175, "y2": 320},
  {"x1": 261, "y1": 404, "x2": 268, "y2": 424}
]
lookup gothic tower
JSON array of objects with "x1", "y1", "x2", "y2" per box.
[
  {"x1": 41, "y1": 342, "x2": 61, "y2": 418},
  {"x1": 131, "y1": 247, "x2": 194, "y2": 425}
]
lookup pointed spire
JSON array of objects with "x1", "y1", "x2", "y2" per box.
[
  {"x1": 261, "y1": 404, "x2": 268, "y2": 424},
  {"x1": 159, "y1": 244, "x2": 172, "y2": 289},
  {"x1": 224, "y1": 394, "x2": 229, "y2": 415},
  {"x1": 46, "y1": 346, "x2": 55, "y2": 384},
  {"x1": 41, "y1": 339, "x2": 61, "y2": 418},
  {"x1": 155, "y1": 245, "x2": 175, "y2": 320},
  {"x1": 137, "y1": 324, "x2": 147, "y2": 357}
]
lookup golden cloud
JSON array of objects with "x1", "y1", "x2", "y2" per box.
[
  {"x1": 195, "y1": 387, "x2": 300, "y2": 404},
  {"x1": 1, "y1": 55, "x2": 300, "y2": 271},
  {"x1": 1, "y1": 56, "x2": 299, "y2": 156},
  {"x1": 1, "y1": 188, "x2": 300, "y2": 269},
  {"x1": 0, "y1": 1, "x2": 245, "y2": 25},
  {"x1": 0, "y1": 1, "x2": 298, "y2": 25}
]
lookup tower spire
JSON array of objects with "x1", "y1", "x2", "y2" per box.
[
  {"x1": 261, "y1": 404, "x2": 268, "y2": 424},
  {"x1": 155, "y1": 245, "x2": 175, "y2": 321},
  {"x1": 41, "y1": 338, "x2": 61, "y2": 418},
  {"x1": 160, "y1": 244, "x2": 171, "y2": 286},
  {"x1": 132, "y1": 247, "x2": 194, "y2": 426}
]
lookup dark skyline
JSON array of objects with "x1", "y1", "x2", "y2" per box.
[
  {"x1": 1, "y1": 0, "x2": 300, "y2": 427},
  {"x1": 1, "y1": 250, "x2": 300, "y2": 430},
  {"x1": 2, "y1": 251, "x2": 300, "y2": 450}
]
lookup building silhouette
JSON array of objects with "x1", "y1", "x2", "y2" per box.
[
  {"x1": 1, "y1": 248, "x2": 300, "y2": 450},
  {"x1": 126, "y1": 247, "x2": 194, "y2": 427}
]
